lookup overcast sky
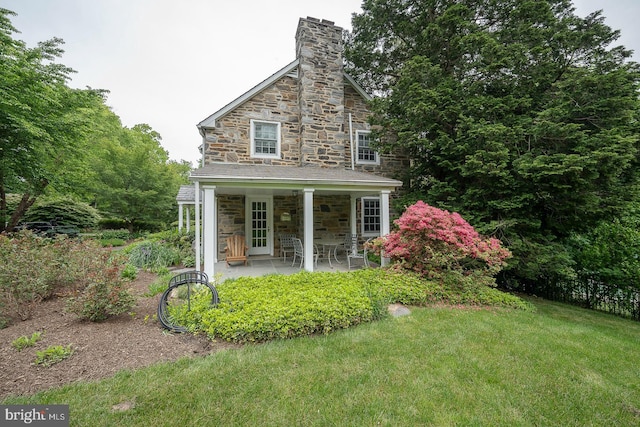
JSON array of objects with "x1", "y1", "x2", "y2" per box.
[{"x1": 3, "y1": 0, "x2": 639, "y2": 167}]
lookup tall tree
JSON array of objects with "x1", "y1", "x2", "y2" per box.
[
  {"x1": 0, "y1": 8, "x2": 105, "y2": 231},
  {"x1": 345, "y1": 0, "x2": 640, "y2": 282},
  {"x1": 90, "y1": 124, "x2": 190, "y2": 232}
]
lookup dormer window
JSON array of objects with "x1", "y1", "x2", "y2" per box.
[
  {"x1": 251, "y1": 120, "x2": 280, "y2": 158},
  {"x1": 356, "y1": 130, "x2": 379, "y2": 165}
]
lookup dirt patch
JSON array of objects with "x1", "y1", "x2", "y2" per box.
[{"x1": 0, "y1": 271, "x2": 240, "y2": 400}]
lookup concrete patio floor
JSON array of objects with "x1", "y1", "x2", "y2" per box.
[{"x1": 210, "y1": 254, "x2": 365, "y2": 283}]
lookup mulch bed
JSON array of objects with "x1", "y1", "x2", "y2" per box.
[{"x1": 0, "y1": 271, "x2": 240, "y2": 400}]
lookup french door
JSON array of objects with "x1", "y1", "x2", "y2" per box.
[{"x1": 246, "y1": 196, "x2": 273, "y2": 255}]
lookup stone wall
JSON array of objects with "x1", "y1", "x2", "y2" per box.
[
  {"x1": 296, "y1": 17, "x2": 345, "y2": 167},
  {"x1": 216, "y1": 195, "x2": 246, "y2": 261},
  {"x1": 201, "y1": 16, "x2": 410, "y2": 182},
  {"x1": 203, "y1": 76, "x2": 300, "y2": 165}
]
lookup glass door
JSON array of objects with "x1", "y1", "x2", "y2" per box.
[{"x1": 246, "y1": 196, "x2": 272, "y2": 255}]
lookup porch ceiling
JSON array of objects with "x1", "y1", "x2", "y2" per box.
[{"x1": 189, "y1": 163, "x2": 403, "y2": 196}]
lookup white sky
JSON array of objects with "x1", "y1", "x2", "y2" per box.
[{"x1": 3, "y1": 0, "x2": 639, "y2": 167}]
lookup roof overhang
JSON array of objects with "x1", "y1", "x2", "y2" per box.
[{"x1": 189, "y1": 163, "x2": 402, "y2": 197}]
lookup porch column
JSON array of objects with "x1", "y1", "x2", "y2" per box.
[
  {"x1": 178, "y1": 203, "x2": 184, "y2": 231},
  {"x1": 186, "y1": 207, "x2": 191, "y2": 232},
  {"x1": 350, "y1": 195, "x2": 357, "y2": 238},
  {"x1": 194, "y1": 181, "x2": 201, "y2": 271},
  {"x1": 303, "y1": 188, "x2": 315, "y2": 272},
  {"x1": 380, "y1": 190, "x2": 391, "y2": 267},
  {"x1": 203, "y1": 186, "x2": 216, "y2": 278}
]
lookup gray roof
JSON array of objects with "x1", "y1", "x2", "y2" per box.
[
  {"x1": 190, "y1": 163, "x2": 403, "y2": 189},
  {"x1": 176, "y1": 184, "x2": 196, "y2": 202}
]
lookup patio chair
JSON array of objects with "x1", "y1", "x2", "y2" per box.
[
  {"x1": 347, "y1": 236, "x2": 371, "y2": 269},
  {"x1": 338, "y1": 233, "x2": 357, "y2": 257},
  {"x1": 291, "y1": 237, "x2": 319, "y2": 268},
  {"x1": 225, "y1": 235, "x2": 248, "y2": 266},
  {"x1": 279, "y1": 233, "x2": 296, "y2": 262}
]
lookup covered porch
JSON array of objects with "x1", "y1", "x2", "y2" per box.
[
  {"x1": 209, "y1": 253, "x2": 363, "y2": 283},
  {"x1": 189, "y1": 164, "x2": 403, "y2": 279}
]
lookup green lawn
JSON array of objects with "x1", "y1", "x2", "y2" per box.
[{"x1": 4, "y1": 297, "x2": 640, "y2": 426}]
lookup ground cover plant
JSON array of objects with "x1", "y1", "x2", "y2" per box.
[
  {"x1": 34, "y1": 344, "x2": 74, "y2": 367},
  {"x1": 11, "y1": 331, "x2": 43, "y2": 351},
  {"x1": 3, "y1": 298, "x2": 639, "y2": 426},
  {"x1": 170, "y1": 269, "x2": 531, "y2": 343}
]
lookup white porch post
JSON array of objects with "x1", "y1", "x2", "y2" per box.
[
  {"x1": 186, "y1": 207, "x2": 191, "y2": 232},
  {"x1": 203, "y1": 186, "x2": 216, "y2": 278},
  {"x1": 350, "y1": 195, "x2": 357, "y2": 238},
  {"x1": 380, "y1": 190, "x2": 391, "y2": 267},
  {"x1": 303, "y1": 188, "x2": 315, "y2": 272},
  {"x1": 194, "y1": 181, "x2": 201, "y2": 271},
  {"x1": 178, "y1": 203, "x2": 184, "y2": 231}
]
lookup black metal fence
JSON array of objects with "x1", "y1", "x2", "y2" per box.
[{"x1": 520, "y1": 274, "x2": 640, "y2": 321}]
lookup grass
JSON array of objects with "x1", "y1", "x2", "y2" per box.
[{"x1": 3, "y1": 297, "x2": 640, "y2": 426}]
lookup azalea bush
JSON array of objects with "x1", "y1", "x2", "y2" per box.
[{"x1": 374, "y1": 201, "x2": 511, "y2": 288}]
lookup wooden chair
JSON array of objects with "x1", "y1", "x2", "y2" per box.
[{"x1": 225, "y1": 235, "x2": 248, "y2": 266}]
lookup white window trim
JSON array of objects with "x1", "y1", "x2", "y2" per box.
[
  {"x1": 250, "y1": 119, "x2": 281, "y2": 159},
  {"x1": 356, "y1": 130, "x2": 379, "y2": 165},
  {"x1": 361, "y1": 197, "x2": 381, "y2": 237}
]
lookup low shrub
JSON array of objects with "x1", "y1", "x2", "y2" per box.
[
  {"x1": 172, "y1": 269, "x2": 531, "y2": 343},
  {"x1": 20, "y1": 196, "x2": 100, "y2": 230},
  {"x1": 121, "y1": 264, "x2": 138, "y2": 280},
  {"x1": 127, "y1": 240, "x2": 181, "y2": 272},
  {"x1": 147, "y1": 229, "x2": 196, "y2": 267},
  {"x1": 99, "y1": 238, "x2": 126, "y2": 247},
  {"x1": 100, "y1": 229, "x2": 131, "y2": 241},
  {"x1": 0, "y1": 231, "x2": 96, "y2": 320},
  {"x1": 65, "y1": 254, "x2": 136, "y2": 322}
]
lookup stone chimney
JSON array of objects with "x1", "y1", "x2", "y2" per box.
[{"x1": 295, "y1": 17, "x2": 345, "y2": 167}]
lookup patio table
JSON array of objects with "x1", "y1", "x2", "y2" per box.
[{"x1": 316, "y1": 239, "x2": 343, "y2": 267}]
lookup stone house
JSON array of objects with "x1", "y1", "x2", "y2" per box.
[{"x1": 185, "y1": 17, "x2": 409, "y2": 277}]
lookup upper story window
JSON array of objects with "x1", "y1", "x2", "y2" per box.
[
  {"x1": 251, "y1": 120, "x2": 281, "y2": 158},
  {"x1": 356, "y1": 130, "x2": 379, "y2": 165},
  {"x1": 361, "y1": 197, "x2": 381, "y2": 236}
]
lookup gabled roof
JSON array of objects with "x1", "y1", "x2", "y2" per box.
[{"x1": 196, "y1": 60, "x2": 372, "y2": 133}]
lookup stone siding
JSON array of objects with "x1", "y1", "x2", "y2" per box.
[
  {"x1": 216, "y1": 195, "x2": 245, "y2": 259},
  {"x1": 203, "y1": 76, "x2": 300, "y2": 165},
  {"x1": 202, "y1": 16, "x2": 410, "y2": 181},
  {"x1": 296, "y1": 17, "x2": 346, "y2": 167}
]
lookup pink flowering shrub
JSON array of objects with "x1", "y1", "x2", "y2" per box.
[{"x1": 375, "y1": 201, "x2": 511, "y2": 286}]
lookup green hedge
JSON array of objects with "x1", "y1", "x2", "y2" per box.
[{"x1": 171, "y1": 269, "x2": 532, "y2": 343}]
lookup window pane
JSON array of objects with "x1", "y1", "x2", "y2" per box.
[
  {"x1": 253, "y1": 122, "x2": 278, "y2": 156},
  {"x1": 362, "y1": 198, "x2": 381, "y2": 233},
  {"x1": 357, "y1": 132, "x2": 377, "y2": 162}
]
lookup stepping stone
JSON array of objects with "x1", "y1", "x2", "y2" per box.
[{"x1": 388, "y1": 303, "x2": 411, "y2": 317}]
